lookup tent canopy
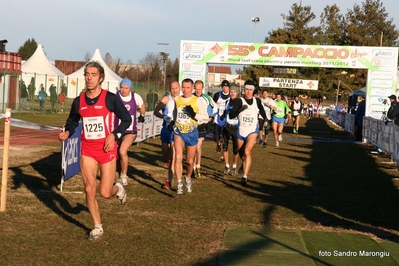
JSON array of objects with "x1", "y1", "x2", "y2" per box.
[
  {"x1": 65, "y1": 49, "x2": 122, "y2": 97},
  {"x1": 67, "y1": 49, "x2": 121, "y2": 82},
  {"x1": 22, "y1": 44, "x2": 65, "y2": 77}
]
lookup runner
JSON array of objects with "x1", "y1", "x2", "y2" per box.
[
  {"x1": 290, "y1": 95, "x2": 303, "y2": 134},
  {"x1": 193, "y1": 80, "x2": 215, "y2": 178},
  {"x1": 58, "y1": 61, "x2": 131, "y2": 240},
  {"x1": 221, "y1": 86, "x2": 240, "y2": 176},
  {"x1": 229, "y1": 80, "x2": 266, "y2": 186},
  {"x1": 259, "y1": 89, "x2": 277, "y2": 148},
  {"x1": 272, "y1": 92, "x2": 291, "y2": 147},
  {"x1": 153, "y1": 81, "x2": 181, "y2": 189},
  {"x1": 173, "y1": 78, "x2": 208, "y2": 194},
  {"x1": 213, "y1": 80, "x2": 230, "y2": 162},
  {"x1": 115, "y1": 78, "x2": 146, "y2": 187}
]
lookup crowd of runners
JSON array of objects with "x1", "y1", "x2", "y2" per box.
[
  {"x1": 154, "y1": 78, "x2": 316, "y2": 189},
  {"x1": 58, "y1": 61, "x2": 313, "y2": 240}
]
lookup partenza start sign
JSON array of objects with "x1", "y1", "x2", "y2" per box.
[{"x1": 259, "y1": 77, "x2": 319, "y2": 90}]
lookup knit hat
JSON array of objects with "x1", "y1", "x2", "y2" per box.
[
  {"x1": 120, "y1": 78, "x2": 132, "y2": 89},
  {"x1": 221, "y1": 80, "x2": 230, "y2": 87}
]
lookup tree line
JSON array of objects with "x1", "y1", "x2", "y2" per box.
[{"x1": 238, "y1": 0, "x2": 399, "y2": 100}]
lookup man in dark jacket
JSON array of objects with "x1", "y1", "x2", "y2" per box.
[{"x1": 387, "y1": 94, "x2": 399, "y2": 126}]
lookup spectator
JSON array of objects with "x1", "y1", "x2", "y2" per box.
[
  {"x1": 0, "y1": 39, "x2": 7, "y2": 52},
  {"x1": 19, "y1": 80, "x2": 29, "y2": 110},
  {"x1": 57, "y1": 92, "x2": 67, "y2": 112},
  {"x1": 335, "y1": 102, "x2": 343, "y2": 112},
  {"x1": 61, "y1": 82, "x2": 68, "y2": 95},
  {"x1": 355, "y1": 98, "x2": 365, "y2": 141},
  {"x1": 49, "y1": 84, "x2": 57, "y2": 113},
  {"x1": 387, "y1": 95, "x2": 399, "y2": 126},
  {"x1": 146, "y1": 90, "x2": 155, "y2": 111},
  {"x1": 38, "y1": 86, "x2": 47, "y2": 110},
  {"x1": 28, "y1": 81, "x2": 36, "y2": 102}
]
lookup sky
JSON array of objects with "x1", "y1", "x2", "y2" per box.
[{"x1": 2, "y1": 0, "x2": 398, "y2": 65}]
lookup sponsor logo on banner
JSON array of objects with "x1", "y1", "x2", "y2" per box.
[
  {"x1": 183, "y1": 43, "x2": 204, "y2": 52},
  {"x1": 373, "y1": 49, "x2": 395, "y2": 58},
  {"x1": 182, "y1": 72, "x2": 203, "y2": 80},
  {"x1": 372, "y1": 58, "x2": 395, "y2": 67},
  {"x1": 370, "y1": 79, "x2": 393, "y2": 88},
  {"x1": 183, "y1": 52, "x2": 203, "y2": 60},
  {"x1": 371, "y1": 71, "x2": 393, "y2": 79},
  {"x1": 182, "y1": 63, "x2": 203, "y2": 72}
]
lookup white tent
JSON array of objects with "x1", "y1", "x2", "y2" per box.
[
  {"x1": 66, "y1": 49, "x2": 122, "y2": 98},
  {"x1": 21, "y1": 44, "x2": 65, "y2": 96}
]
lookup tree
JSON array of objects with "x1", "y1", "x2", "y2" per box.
[
  {"x1": 340, "y1": 0, "x2": 399, "y2": 88},
  {"x1": 84, "y1": 52, "x2": 91, "y2": 62},
  {"x1": 265, "y1": 2, "x2": 319, "y2": 44},
  {"x1": 104, "y1": 52, "x2": 113, "y2": 67},
  {"x1": 319, "y1": 4, "x2": 345, "y2": 46},
  {"x1": 170, "y1": 58, "x2": 180, "y2": 82},
  {"x1": 138, "y1": 52, "x2": 162, "y2": 83},
  {"x1": 17, "y1": 38, "x2": 38, "y2": 60},
  {"x1": 343, "y1": 0, "x2": 398, "y2": 47}
]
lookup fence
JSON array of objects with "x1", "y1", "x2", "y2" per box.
[
  {"x1": 0, "y1": 73, "x2": 166, "y2": 114},
  {"x1": 328, "y1": 109, "x2": 398, "y2": 163}
]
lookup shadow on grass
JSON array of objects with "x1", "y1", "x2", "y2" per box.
[
  {"x1": 199, "y1": 117, "x2": 399, "y2": 265},
  {"x1": 9, "y1": 151, "x2": 90, "y2": 233}
]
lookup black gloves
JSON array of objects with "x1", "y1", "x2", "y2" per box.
[
  {"x1": 220, "y1": 110, "x2": 226, "y2": 121},
  {"x1": 238, "y1": 105, "x2": 248, "y2": 113},
  {"x1": 138, "y1": 115, "x2": 145, "y2": 123},
  {"x1": 184, "y1": 105, "x2": 196, "y2": 119},
  {"x1": 167, "y1": 121, "x2": 175, "y2": 131}
]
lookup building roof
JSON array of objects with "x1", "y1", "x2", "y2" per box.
[{"x1": 208, "y1": 65, "x2": 231, "y2": 74}]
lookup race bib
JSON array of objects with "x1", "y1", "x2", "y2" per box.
[
  {"x1": 240, "y1": 113, "x2": 255, "y2": 127},
  {"x1": 176, "y1": 108, "x2": 191, "y2": 125},
  {"x1": 83, "y1": 116, "x2": 106, "y2": 139}
]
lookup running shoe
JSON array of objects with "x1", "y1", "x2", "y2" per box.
[
  {"x1": 241, "y1": 177, "x2": 248, "y2": 186},
  {"x1": 185, "y1": 176, "x2": 192, "y2": 193},
  {"x1": 231, "y1": 168, "x2": 237, "y2": 176},
  {"x1": 88, "y1": 228, "x2": 103, "y2": 240},
  {"x1": 293, "y1": 128, "x2": 297, "y2": 134},
  {"x1": 115, "y1": 182, "x2": 127, "y2": 205},
  {"x1": 259, "y1": 139, "x2": 263, "y2": 146},
  {"x1": 238, "y1": 164, "x2": 243, "y2": 174},
  {"x1": 118, "y1": 173, "x2": 128, "y2": 187},
  {"x1": 220, "y1": 156, "x2": 224, "y2": 162},
  {"x1": 276, "y1": 141, "x2": 280, "y2": 147},
  {"x1": 263, "y1": 142, "x2": 267, "y2": 148},
  {"x1": 278, "y1": 134, "x2": 283, "y2": 141},
  {"x1": 176, "y1": 182, "x2": 184, "y2": 195},
  {"x1": 224, "y1": 166, "x2": 230, "y2": 175},
  {"x1": 162, "y1": 180, "x2": 171, "y2": 190}
]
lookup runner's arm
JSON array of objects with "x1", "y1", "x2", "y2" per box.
[
  {"x1": 228, "y1": 99, "x2": 242, "y2": 119},
  {"x1": 256, "y1": 98, "x2": 266, "y2": 120}
]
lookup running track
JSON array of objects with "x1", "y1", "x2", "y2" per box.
[{"x1": 0, "y1": 127, "x2": 60, "y2": 146}]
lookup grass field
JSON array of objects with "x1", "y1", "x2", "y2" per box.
[{"x1": 1, "y1": 112, "x2": 399, "y2": 265}]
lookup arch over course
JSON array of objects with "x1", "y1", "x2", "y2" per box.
[{"x1": 179, "y1": 40, "x2": 398, "y2": 119}]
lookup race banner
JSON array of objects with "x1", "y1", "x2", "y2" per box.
[
  {"x1": 179, "y1": 40, "x2": 398, "y2": 118},
  {"x1": 259, "y1": 77, "x2": 319, "y2": 90},
  {"x1": 62, "y1": 122, "x2": 82, "y2": 181}
]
